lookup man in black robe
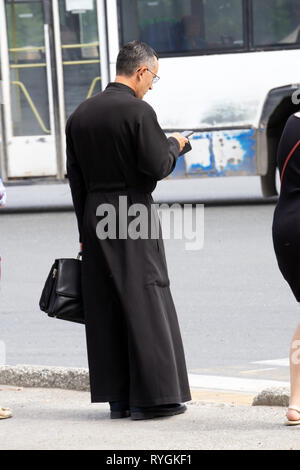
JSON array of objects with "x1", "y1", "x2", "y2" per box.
[{"x1": 66, "y1": 41, "x2": 192, "y2": 420}]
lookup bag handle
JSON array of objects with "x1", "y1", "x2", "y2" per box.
[{"x1": 280, "y1": 139, "x2": 300, "y2": 184}]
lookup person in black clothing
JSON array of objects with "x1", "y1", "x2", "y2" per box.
[
  {"x1": 66, "y1": 41, "x2": 192, "y2": 420},
  {"x1": 272, "y1": 111, "x2": 300, "y2": 425}
]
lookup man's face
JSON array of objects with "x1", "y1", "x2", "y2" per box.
[{"x1": 135, "y1": 57, "x2": 159, "y2": 99}]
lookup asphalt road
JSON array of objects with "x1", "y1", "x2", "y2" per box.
[{"x1": 0, "y1": 175, "x2": 296, "y2": 386}]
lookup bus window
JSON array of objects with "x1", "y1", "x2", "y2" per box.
[
  {"x1": 253, "y1": 0, "x2": 300, "y2": 47},
  {"x1": 58, "y1": 0, "x2": 101, "y2": 119},
  {"x1": 118, "y1": 0, "x2": 245, "y2": 55},
  {"x1": 5, "y1": 0, "x2": 49, "y2": 136}
]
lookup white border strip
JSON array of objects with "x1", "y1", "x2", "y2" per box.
[
  {"x1": 188, "y1": 374, "x2": 289, "y2": 393},
  {"x1": 252, "y1": 358, "x2": 289, "y2": 367}
]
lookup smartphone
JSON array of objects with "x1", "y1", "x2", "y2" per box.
[
  {"x1": 179, "y1": 131, "x2": 193, "y2": 156},
  {"x1": 181, "y1": 130, "x2": 194, "y2": 138}
]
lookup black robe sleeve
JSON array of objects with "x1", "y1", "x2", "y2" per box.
[
  {"x1": 136, "y1": 104, "x2": 180, "y2": 180},
  {"x1": 66, "y1": 116, "x2": 87, "y2": 244}
]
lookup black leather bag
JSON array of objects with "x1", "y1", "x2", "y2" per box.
[{"x1": 39, "y1": 252, "x2": 85, "y2": 324}]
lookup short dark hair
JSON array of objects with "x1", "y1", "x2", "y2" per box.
[{"x1": 116, "y1": 41, "x2": 158, "y2": 77}]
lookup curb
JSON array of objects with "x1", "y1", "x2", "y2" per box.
[
  {"x1": 252, "y1": 387, "x2": 290, "y2": 407},
  {"x1": 0, "y1": 365, "x2": 90, "y2": 392},
  {"x1": 0, "y1": 365, "x2": 290, "y2": 406},
  {"x1": 0, "y1": 199, "x2": 277, "y2": 214},
  {"x1": 0, "y1": 205, "x2": 73, "y2": 214}
]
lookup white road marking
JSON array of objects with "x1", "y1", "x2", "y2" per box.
[
  {"x1": 240, "y1": 368, "x2": 276, "y2": 375},
  {"x1": 188, "y1": 374, "x2": 289, "y2": 393},
  {"x1": 251, "y1": 358, "x2": 289, "y2": 367}
]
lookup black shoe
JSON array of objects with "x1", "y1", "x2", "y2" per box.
[
  {"x1": 109, "y1": 401, "x2": 130, "y2": 419},
  {"x1": 130, "y1": 403, "x2": 187, "y2": 420}
]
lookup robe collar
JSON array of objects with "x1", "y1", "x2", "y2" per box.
[{"x1": 106, "y1": 82, "x2": 136, "y2": 97}]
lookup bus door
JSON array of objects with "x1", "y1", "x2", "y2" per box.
[{"x1": 0, "y1": 0, "x2": 108, "y2": 180}]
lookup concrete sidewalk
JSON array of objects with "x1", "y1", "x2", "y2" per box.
[{"x1": 0, "y1": 384, "x2": 298, "y2": 450}]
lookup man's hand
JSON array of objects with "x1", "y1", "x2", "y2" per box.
[
  {"x1": 80, "y1": 243, "x2": 83, "y2": 252},
  {"x1": 171, "y1": 132, "x2": 189, "y2": 153}
]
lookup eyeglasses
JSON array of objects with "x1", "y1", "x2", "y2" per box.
[
  {"x1": 146, "y1": 68, "x2": 160, "y2": 84},
  {"x1": 136, "y1": 67, "x2": 160, "y2": 84}
]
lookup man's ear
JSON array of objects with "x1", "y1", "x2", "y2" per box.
[{"x1": 137, "y1": 66, "x2": 146, "y2": 81}]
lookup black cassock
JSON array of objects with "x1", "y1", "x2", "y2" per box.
[{"x1": 66, "y1": 82, "x2": 191, "y2": 406}]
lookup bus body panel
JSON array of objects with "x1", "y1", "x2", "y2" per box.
[
  {"x1": 6, "y1": 136, "x2": 57, "y2": 178},
  {"x1": 141, "y1": 50, "x2": 300, "y2": 178},
  {"x1": 167, "y1": 128, "x2": 256, "y2": 179},
  {"x1": 145, "y1": 50, "x2": 300, "y2": 130},
  {"x1": 0, "y1": 0, "x2": 300, "y2": 186}
]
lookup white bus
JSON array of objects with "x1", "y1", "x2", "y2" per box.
[{"x1": 0, "y1": 0, "x2": 300, "y2": 197}]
